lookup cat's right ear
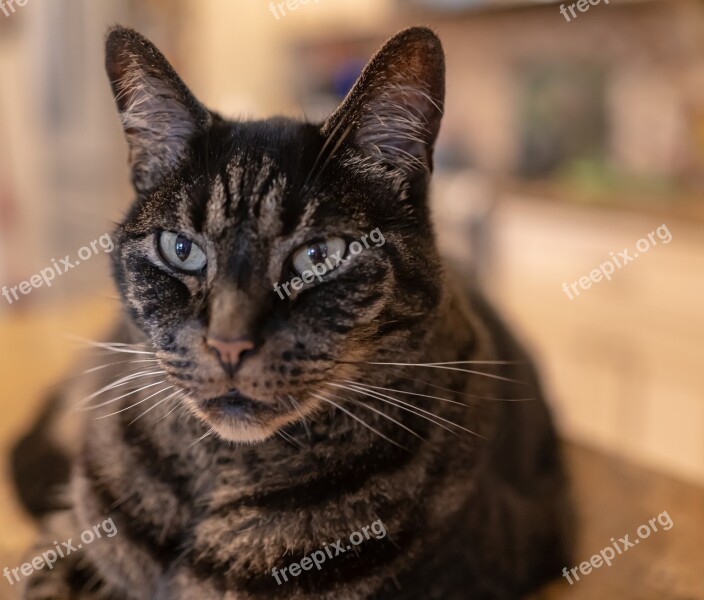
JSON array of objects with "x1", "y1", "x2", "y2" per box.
[
  {"x1": 105, "y1": 26, "x2": 210, "y2": 194},
  {"x1": 322, "y1": 27, "x2": 445, "y2": 178}
]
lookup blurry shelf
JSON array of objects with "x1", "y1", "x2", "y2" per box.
[{"x1": 498, "y1": 178, "x2": 704, "y2": 225}]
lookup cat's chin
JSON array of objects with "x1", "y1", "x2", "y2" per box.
[
  {"x1": 189, "y1": 392, "x2": 292, "y2": 444},
  {"x1": 206, "y1": 421, "x2": 279, "y2": 444}
]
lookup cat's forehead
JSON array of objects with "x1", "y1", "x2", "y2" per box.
[
  {"x1": 199, "y1": 154, "x2": 289, "y2": 239},
  {"x1": 174, "y1": 133, "x2": 345, "y2": 241},
  {"x1": 159, "y1": 145, "x2": 297, "y2": 244},
  {"x1": 139, "y1": 119, "x2": 375, "y2": 242}
]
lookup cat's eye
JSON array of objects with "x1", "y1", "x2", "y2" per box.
[
  {"x1": 157, "y1": 231, "x2": 207, "y2": 273},
  {"x1": 290, "y1": 237, "x2": 347, "y2": 277}
]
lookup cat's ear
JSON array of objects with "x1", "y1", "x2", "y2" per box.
[
  {"x1": 322, "y1": 27, "x2": 445, "y2": 176},
  {"x1": 105, "y1": 26, "x2": 211, "y2": 194}
]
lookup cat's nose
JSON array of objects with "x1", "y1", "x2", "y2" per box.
[{"x1": 206, "y1": 336, "x2": 255, "y2": 375}]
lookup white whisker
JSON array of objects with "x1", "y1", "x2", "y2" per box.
[
  {"x1": 287, "y1": 395, "x2": 313, "y2": 443},
  {"x1": 330, "y1": 383, "x2": 459, "y2": 438},
  {"x1": 330, "y1": 382, "x2": 483, "y2": 439},
  {"x1": 80, "y1": 380, "x2": 169, "y2": 412},
  {"x1": 364, "y1": 362, "x2": 526, "y2": 385},
  {"x1": 414, "y1": 360, "x2": 523, "y2": 366},
  {"x1": 68, "y1": 336, "x2": 155, "y2": 356},
  {"x1": 128, "y1": 389, "x2": 183, "y2": 425},
  {"x1": 82, "y1": 359, "x2": 160, "y2": 375},
  {"x1": 93, "y1": 385, "x2": 175, "y2": 419},
  {"x1": 310, "y1": 392, "x2": 407, "y2": 450},
  {"x1": 156, "y1": 397, "x2": 187, "y2": 423},
  {"x1": 341, "y1": 379, "x2": 471, "y2": 408},
  {"x1": 78, "y1": 371, "x2": 166, "y2": 408},
  {"x1": 277, "y1": 429, "x2": 304, "y2": 449},
  {"x1": 397, "y1": 375, "x2": 534, "y2": 402},
  {"x1": 325, "y1": 389, "x2": 428, "y2": 445},
  {"x1": 188, "y1": 428, "x2": 215, "y2": 449}
]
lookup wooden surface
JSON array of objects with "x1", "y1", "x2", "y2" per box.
[{"x1": 535, "y1": 445, "x2": 704, "y2": 599}]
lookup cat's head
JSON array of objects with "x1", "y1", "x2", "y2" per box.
[{"x1": 105, "y1": 26, "x2": 446, "y2": 443}]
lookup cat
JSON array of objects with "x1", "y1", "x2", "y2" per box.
[{"x1": 12, "y1": 25, "x2": 572, "y2": 599}]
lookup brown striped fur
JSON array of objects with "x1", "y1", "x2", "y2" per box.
[{"x1": 15, "y1": 26, "x2": 572, "y2": 599}]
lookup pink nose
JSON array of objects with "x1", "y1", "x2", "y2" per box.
[{"x1": 206, "y1": 337, "x2": 254, "y2": 374}]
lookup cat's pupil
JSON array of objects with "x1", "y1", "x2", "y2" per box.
[
  {"x1": 307, "y1": 243, "x2": 328, "y2": 265},
  {"x1": 175, "y1": 235, "x2": 192, "y2": 262}
]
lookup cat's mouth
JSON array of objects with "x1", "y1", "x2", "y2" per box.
[
  {"x1": 189, "y1": 389, "x2": 298, "y2": 443},
  {"x1": 200, "y1": 390, "x2": 272, "y2": 419}
]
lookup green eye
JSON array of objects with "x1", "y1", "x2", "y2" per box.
[
  {"x1": 290, "y1": 237, "x2": 347, "y2": 277},
  {"x1": 158, "y1": 231, "x2": 207, "y2": 273}
]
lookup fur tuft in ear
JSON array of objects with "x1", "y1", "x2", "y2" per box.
[
  {"x1": 105, "y1": 26, "x2": 211, "y2": 194},
  {"x1": 323, "y1": 27, "x2": 445, "y2": 176}
]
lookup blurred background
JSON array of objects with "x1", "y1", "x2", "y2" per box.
[{"x1": 0, "y1": 0, "x2": 703, "y2": 598}]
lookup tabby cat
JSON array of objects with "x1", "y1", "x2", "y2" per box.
[{"x1": 13, "y1": 25, "x2": 571, "y2": 599}]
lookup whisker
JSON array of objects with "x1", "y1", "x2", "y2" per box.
[
  {"x1": 309, "y1": 392, "x2": 408, "y2": 450},
  {"x1": 324, "y1": 389, "x2": 429, "y2": 446},
  {"x1": 414, "y1": 360, "x2": 524, "y2": 366},
  {"x1": 80, "y1": 380, "x2": 170, "y2": 412},
  {"x1": 82, "y1": 359, "x2": 160, "y2": 375},
  {"x1": 43, "y1": 360, "x2": 162, "y2": 394},
  {"x1": 303, "y1": 107, "x2": 356, "y2": 193},
  {"x1": 157, "y1": 398, "x2": 187, "y2": 423},
  {"x1": 340, "y1": 379, "x2": 472, "y2": 408},
  {"x1": 336, "y1": 356, "x2": 528, "y2": 366},
  {"x1": 188, "y1": 428, "x2": 215, "y2": 449},
  {"x1": 277, "y1": 429, "x2": 304, "y2": 449},
  {"x1": 330, "y1": 382, "x2": 483, "y2": 439},
  {"x1": 396, "y1": 375, "x2": 535, "y2": 402},
  {"x1": 362, "y1": 362, "x2": 527, "y2": 385},
  {"x1": 287, "y1": 395, "x2": 313, "y2": 444},
  {"x1": 128, "y1": 389, "x2": 184, "y2": 425},
  {"x1": 93, "y1": 385, "x2": 175, "y2": 419},
  {"x1": 330, "y1": 383, "x2": 460, "y2": 438},
  {"x1": 84, "y1": 348, "x2": 154, "y2": 357},
  {"x1": 78, "y1": 371, "x2": 166, "y2": 408},
  {"x1": 306, "y1": 122, "x2": 355, "y2": 191},
  {"x1": 342, "y1": 378, "x2": 535, "y2": 405},
  {"x1": 68, "y1": 336, "x2": 155, "y2": 356}
]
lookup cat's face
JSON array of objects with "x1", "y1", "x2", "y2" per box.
[{"x1": 105, "y1": 26, "x2": 445, "y2": 442}]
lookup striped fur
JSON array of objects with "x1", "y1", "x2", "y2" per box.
[{"x1": 18, "y1": 26, "x2": 572, "y2": 599}]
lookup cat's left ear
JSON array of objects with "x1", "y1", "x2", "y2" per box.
[
  {"x1": 105, "y1": 26, "x2": 211, "y2": 194},
  {"x1": 322, "y1": 27, "x2": 445, "y2": 176}
]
